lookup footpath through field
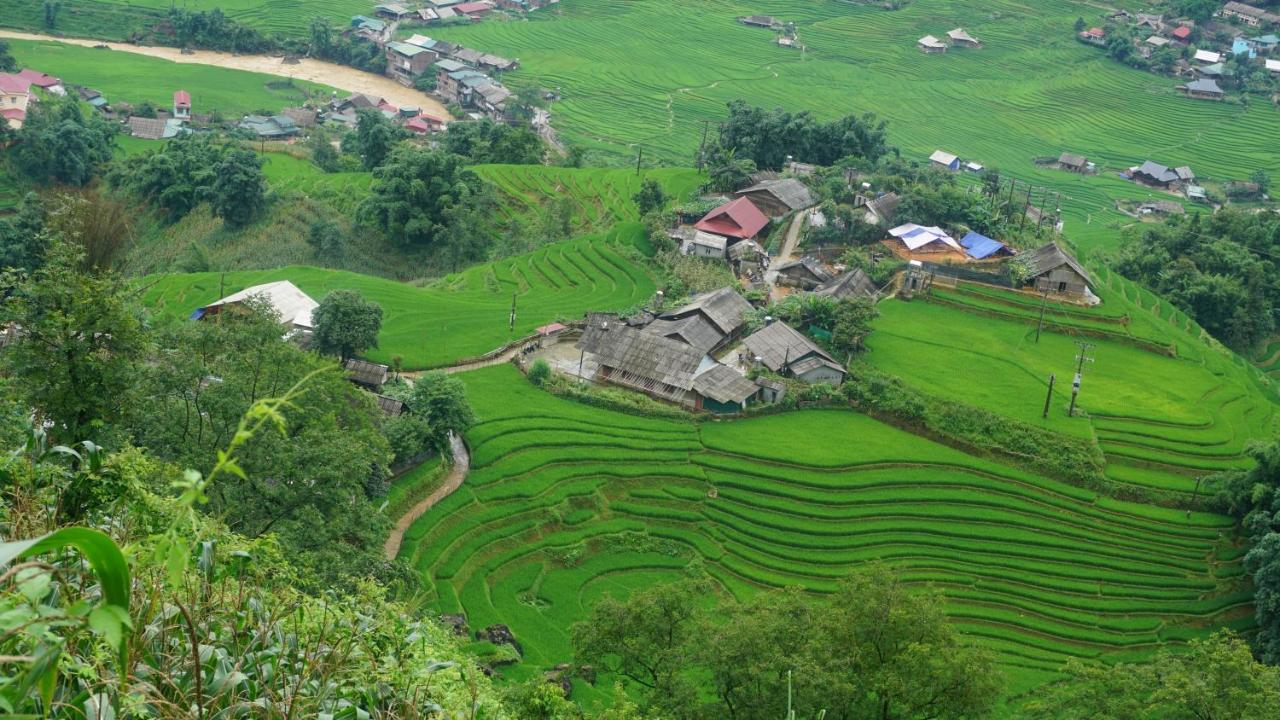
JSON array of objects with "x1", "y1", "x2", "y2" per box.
[
  {"x1": 384, "y1": 431, "x2": 470, "y2": 560},
  {"x1": 764, "y1": 208, "x2": 812, "y2": 299},
  {"x1": 0, "y1": 30, "x2": 451, "y2": 118}
]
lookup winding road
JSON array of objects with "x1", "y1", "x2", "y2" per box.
[
  {"x1": 0, "y1": 30, "x2": 452, "y2": 118},
  {"x1": 384, "y1": 432, "x2": 471, "y2": 560}
]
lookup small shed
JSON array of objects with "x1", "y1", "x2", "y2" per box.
[
  {"x1": 959, "y1": 231, "x2": 1013, "y2": 260},
  {"x1": 918, "y1": 35, "x2": 948, "y2": 53},
  {"x1": 172, "y1": 90, "x2": 191, "y2": 120},
  {"x1": 776, "y1": 257, "x2": 833, "y2": 290},
  {"x1": 1184, "y1": 185, "x2": 1208, "y2": 202},
  {"x1": 929, "y1": 150, "x2": 960, "y2": 171},
  {"x1": 686, "y1": 231, "x2": 728, "y2": 259},
  {"x1": 947, "y1": 28, "x2": 982, "y2": 48},
  {"x1": 376, "y1": 395, "x2": 405, "y2": 416},
  {"x1": 1058, "y1": 152, "x2": 1088, "y2": 172},
  {"x1": 1020, "y1": 242, "x2": 1093, "y2": 299},
  {"x1": 535, "y1": 322, "x2": 567, "y2": 346},
  {"x1": 345, "y1": 359, "x2": 390, "y2": 390}
]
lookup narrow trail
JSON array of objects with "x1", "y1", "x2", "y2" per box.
[
  {"x1": 404, "y1": 345, "x2": 522, "y2": 380},
  {"x1": 764, "y1": 208, "x2": 812, "y2": 298},
  {"x1": 0, "y1": 30, "x2": 451, "y2": 118},
  {"x1": 384, "y1": 432, "x2": 470, "y2": 560}
]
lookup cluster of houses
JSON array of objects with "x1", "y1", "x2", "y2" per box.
[
  {"x1": 373, "y1": 30, "x2": 517, "y2": 121},
  {"x1": 1126, "y1": 159, "x2": 1207, "y2": 202},
  {"x1": 0, "y1": 68, "x2": 65, "y2": 130},
  {"x1": 1079, "y1": 2, "x2": 1280, "y2": 101},
  {"x1": 928, "y1": 149, "x2": 983, "y2": 173},
  {"x1": 917, "y1": 28, "x2": 982, "y2": 53},
  {"x1": 363, "y1": 0, "x2": 556, "y2": 29}
]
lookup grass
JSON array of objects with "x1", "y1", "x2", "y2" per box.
[
  {"x1": 401, "y1": 364, "x2": 1251, "y2": 706},
  {"x1": 427, "y1": 0, "x2": 1280, "y2": 254},
  {"x1": 137, "y1": 223, "x2": 657, "y2": 369},
  {"x1": 383, "y1": 456, "x2": 445, "y2": 519},
  {"x1": 0, "y1": 0, "x2": 366, "y2": 39},
  {"x1": 4, "y1": 39, "x2": 336, "y2": 116}
]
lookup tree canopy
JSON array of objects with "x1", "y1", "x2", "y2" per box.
[
  {"x1": 358, "y1": 146, "x2": 490, "y2": 249},
  {"x1": 442, "y1": 120, "x2": 545, "y2": 165},
  {"x1": 13, "y1": 100, "x2": 116, "y2": 187},
  {"x1": 712, "y1": 100, "x2": 894, "y2": 170},
  {"x1": 311, "y1": 289, "x2": 383, "y2": 361}
]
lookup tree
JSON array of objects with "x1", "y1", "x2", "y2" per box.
[
  {"x1": 1250, "y1": 169, "x2": 1271, "y2": 195},
  {"x1": 358, "y1": 145, "x2": 489, "y2": 249},
  {"x1": 311, "y1": 289, "x2": 383, "y2": 361},
  {"x1": 308, "y1": 127, "x2": 341, "y2": 172},
  {"x1": 210, "y1": 148, "x2": 266, "y2": 228},
  {"x1": 442, "y1": 120, "x2": 545, "y2": 164},
  {"x1": 344, "y1": 108, "x2": 406, "y2": 169},
  {"x1": 704, "y1": 147, "x2": 756, "y2": 193},
  {"x1": 0, "y1": 39, "x2": 17, "y2": 72},
  {"x1": 1025, "y1": 632, "x2": 1280, "y2": 720},
  {"x1": 713, "y1": 100, "x2": 893, "y2": 170},
  {"x1": 109, "y1": 134, "x2": 221, "y2": 220},
  {"x1": 306, "y1": 218, "x2": 345, "y2": 263},
  {"x1": 14, "y1": 100, "x2": 116, "y2": 186},
  {"x1": 633, "y1": 178, "x2": 667, "y2": 215},
  {"x1": 407, "y1": 371, "x2": 476, "y2": 454},
  {"x1": 528, "y1": 359, "x2": 551, "y2": 386},
  {"x1": 0, "y1": 193, "x2": 48, "y2": 273},
  {"x1": 1074, "y1": 17, "x2": 1086, "y2": 32},
  {"x1": 43, "y1": 1, "x2": 60, "y2": 29},
  {"x1": 0, "y1": 240, "x2": 146, "y2": 445}
]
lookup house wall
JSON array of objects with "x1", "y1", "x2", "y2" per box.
[
  {"x1": 689, "y1": 243, "x2": 725, "y2": 259},
  {"x1": 1, "y1": 90, "x2": 29, "y2": 128},
  {"x1": 1034, "y1": 266, "x2": 1089, "y2": 297},
  {"x1": 795, "y1": 366, "x2": 845, "y2": 385}
]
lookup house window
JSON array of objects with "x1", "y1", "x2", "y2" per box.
[{"x1": 1057, "y1": 281, "x2": 1067, "y2": 293}]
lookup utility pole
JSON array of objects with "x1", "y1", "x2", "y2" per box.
[
  {"x1": 696, "y1": 120, "x2": 710, "y2": 171},
  {"x1": 508, "y1": 292, "x2": 517, "y2": 331},
  {"x1": 635, "y1": 147, "x2": 643, "y2": 175},
  {"x1": 1035, "y1": 287, "x2": 1050, "y2": 342},
  {"x1": 1005, "y1": 177, "x2": 1016, "y2": 212},
  {"x1": 1018, "y1": 183, "x2": 1033, "y2": 234},
  {"x1": 1067, "y1": 341, "x2": 1095, "y2": 416},
  {"x1": 1036, "y1": 187, "x2": 1050, "y2": 234},
  {"x1": 1043, "y1": 373, "x2": 1055, "y2": 418},
  {"x1": 1188, "y1": 475, "x2": 1204, "y2": 518}
]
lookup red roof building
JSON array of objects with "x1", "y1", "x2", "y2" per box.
[
  {"x1": 1171, "y1": 25, "x2": 1192, "y2": 42},
  {"x1": 404, "y1": 112, "x2": 446, "y2": 133},
  {"x1": 1082, "y1": 27, "x2": 1104, "y2": 39},
  {"x1": 17, "y1": 69, "x2": 60, "y2": 88},
  {"x1": 0, "y1": 73, "x2": 31, "y2": 95},
  {"x1": 694, "y1": 197, "x2": 769, "y2": 240},
  {"x1": 455, "y1": 1, "x2": 493, "y2": 15},
  {"x1": 173, "y1": 90, "x2": 191, "y2": 108}
]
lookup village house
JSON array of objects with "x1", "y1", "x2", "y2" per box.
[
  {"x1": 1268, "y1": 58, "x2": 1280, "y2": 73},
  {"x1": 441, "y1": 70, "x2": 493, "y2": 106},
  {"x1": 855, "y1": 191, "x2": 901, "y2": 225},
  {"x1": 0, "y1": 73, "x2": 31, "y2": 129},
  {"x1": 1131, "y1": 160, "x2": 1182, "y2": 188},
  {"x1": 1232, "y1": 37, "x2": 1258, "y2": 57},
  {"x1": 1171, "y1": 25, "x2": 1193, "y2": 43},
  {"x1": 728, "y1": 239, "x2": 768, "y2": 274},
  {"x1": 1135, "y1": 13, "x2": 1165, "y2": 31},
  {"x1": 474, "y1": 82, "x2": 512, "y2": 121},
  {"x1": 1185, "y1": 184, "x2": 1208, "y2": 202},
  {"x1": 127, "y1": 116, "x2": 183, "y2": 140},
  {"x1": 345, "y1": 359, "x2": 390, "y2": 390},
  {"x1": 350, "y1": 15, "x2": 387, "y2": 41},
  {"x1": 929, "y1": 150, "x2": 960, "y2": 171},
  {"x1": 534, "y1": 322, "x2": 567, "y2": 348},
  {"x1": 1194, "y1": 48, "x2": 1223, "y2": 64},
  {"x1": 1019, "y1": 242, "x2": 1094, "y2": 301},
  {"x1": 17, "y1": 69, "x2": 62, "y2": 95},
  {"x1": 281, "y1": 107, "x2": 319, "y2": 128},
  {"x1": 694, "y1": 197, "x2": 770, "y2": 240},
  {"x1": 886, "y1": 223, "x2": 965, "y2": 261},
  {"x1": 947, "y1": 28, "x2": 982, "y2": 48},
  {"x1": 385, "y1": 41, "x2": 439, "y2": 86},
  {"x1": 775, "y1": 257, "x2": 833, "y2": 290},
  {"x1": 684, "y1": 230, "x2": 728, "y2": 259},
  {"x1": 478, "y1": 54, "x2": 519, "y2": 72},
  {"x1": 1079, "y1": 27, "x2": 1106, "y2": 45},
  {"x1": 959, "y1": 231, "x2": 1013, "y2": 260},
  {"x1": 814, "y1": 268, "x2": 877, "y2": 301},
  {"x1": 734, "y1": 178, "x2": 815, "y2": 217},
  {"x1": 238, "y1": 114, "x2": 302, "y2": 139},
  {"x1": 918, "y1": 35, "x2": 948, "y2": 53},
  {"x1": 655, "y1": 287, "x2": 754, "y2": 351},
  {"x1": 172, "y1": 90, "x2": 191, "y2": 121},
  {"x1": 192, "y1": 281, "x2": 318, "y2": 332},
  {"x1": 743, "y1": 321, "x2": 847, "y2": 385},
  {"x1": 1058, "y1": 152, "x2": 1088, "y2": 173},
  {"x1": 455, "y1": 1, "x2": 495, "y2": 16},
  {"x1": 1139, "y1": 200, "x2": 1186, "y2": 216},
  {"x1": 374, "y1": 3, "x2": 415, "y2": 19},
  {"x1": 404, "y1": 112, "x2": 447, "y2": 133},
  {"x1": 1220, "y1": 1, "x2": 1280, "y2": 27},
  {"x1": 1146, "y1": 35, "x2": 1172, "y2": 51},
  {"x1": 1182, "y1": 78, "x2": 1225, "y2": 100}
]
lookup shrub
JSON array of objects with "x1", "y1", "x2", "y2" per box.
[{"x1": 528, "y1": 358, "x2": 551, "y2": 386}]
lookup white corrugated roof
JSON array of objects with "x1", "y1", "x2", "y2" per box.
[
  {"x1": 204, "y1": 280, "x2": 318, "y2": 328},
  {"x1": 888, "y1": 223, "x2": 961, "y2": 251},
  {"x1": 930, "y1": 149, "x2": 958, "y2": 165},
  {"x1": 1267, "y1": 58, "x2": 1280, "y2": 72},
  {"x1": 1194, "y1": 49, "x2": 1221, "y2": 63}
]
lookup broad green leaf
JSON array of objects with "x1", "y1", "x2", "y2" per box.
[{"x1": 0, "y1": 527, "x2": 129, "y2": 610}]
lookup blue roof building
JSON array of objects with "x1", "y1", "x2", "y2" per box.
[
  {"x1": 1232, "y1": 38, "x2": 1257, "y2": 58},
  {"x1": 959, "y1": 231, "x2": 1012, "y2": 260}
]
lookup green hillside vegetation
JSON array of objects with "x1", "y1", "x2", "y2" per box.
[
  {"x1": 402, "y1": 364, "x2": 1251, "y2": 704},
  {"x1": 0, "y1": 0, "x2": 366, "y2": 38},
  {"x1": 431, "y1": 0, "x2": 1280, "y2": 251},
  {"x1": 139, "y1": 224, "x2": 657, "y2": 368},
  {"x1": 6, "y1": 39, "x2": 335, "y2": 115}
]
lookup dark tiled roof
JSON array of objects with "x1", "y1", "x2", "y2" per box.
[
  {"x1": 814, "y1": 269, "x2": 877, "y2": 300},
  {"x1": 743, "y1": 322, "x2": 841, "y2": 375},
  {"x1": 1021, "y1": 243, "x2": 1093, "y2": 285},
  {"x1": 659, "y1": 287, "x2": 752, "y2": 336},
  {"x1": 345, "y1": 358, "x2": 389, "y2": 387},
  {"x1": 692, "y1": 364, "x2": 759, "y2": 405}
]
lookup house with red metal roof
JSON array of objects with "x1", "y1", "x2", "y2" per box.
[
  {"x1": 0, "y1": 73, "x2": 32, "y2": 129},
  {"x1": 173, "y1": 90, "x2": 191, "y2": 121},
  {"x1": 17, "y1": 69, "x2": 62, "y2": 92},
  {"x1": 1171, "y1": 25, "x2": 1193, "y2": 43},
  {"x1": 455, "y1": 1, "x2": 494, "y2": 16},
  {"x1": 404, "y1": 112, "x2": 447, "y2": 134},
  {"x1": 694, "y1": 197, "x2": 769, "y2": 240}
]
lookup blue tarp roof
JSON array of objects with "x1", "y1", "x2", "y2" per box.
[{"x1": 960, "y1": 231, "x2": 1006, "y2": 259}]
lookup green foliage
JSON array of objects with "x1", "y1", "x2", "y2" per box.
[
  {"x1": 1024, "y1": 632, "x2": 1280, "y2": 719},
  {"x1": 306, "y1": 217, "x2": 345, "y2": 263},
  {"x1": 749, "y1": 294, "x2": 878, "y2": 357},
  {"x1": 358, "y1": 145, "x2": 489, "y2": 249},
  {"x1": 13, "y1": 100, "x2": 116, "y2": 187},
  {"x1": 0, "y1": 193, "x2": 47, "y2": 273},
  {"x1": 0, "y1": 241, "x2": 145, "y2": 446},
  {"x1": 308, "y1": 127, "x2": 341, "y2": 172},
  {"x1": 344, "y1": 108, "x2": 408, "y2": 170},
  {"x1": 209, "y1": 148, "x2": 267, "y2": 229},
  {"x1": 0, "y1": 39, "x2": 15, "y2": 72},
  {"x1": 443, "y1": 120, "x2": 546, "y2": 165},
  {"x1": 109, "y1": 134, "x2": 222, "y2": 221},
  {"x1": 714, "y1": 100, "x2": 893, "y2": 170},
  {"x1": 656, "y1": 249, "x2": 737, "y2": 297},
  {"x1": 528, "y1": 359, "x2": 552, "y2": 387},
  {"x1": 407, "y1": 371, "x2": 476, "y2": 455},
  {"x1": 312, "y1": 289, "x2": 383, "y2": 361},
  {"x1": 632, "y1": 177, "x2": 667, "y2": 216}
]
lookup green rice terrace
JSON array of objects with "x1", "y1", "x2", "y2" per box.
[
  {"x1": 0, "y1": 0, "x2": 368, "y2": 38},
  {"x1": 139, "y1": 223, "x2": 657, "y2": 368},
  {"x1": 400, "y1": 364, "x2": 1253, "y2": 704}
]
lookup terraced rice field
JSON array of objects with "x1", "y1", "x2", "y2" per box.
[
  {"x1": 4, "y1": 39, "x2": 334, "y2": 116},
  {"x1": 0, "y1": 0, "x2": 368, "y2": 38},
  {"x1": 865, "y1": 277, "x2": 1278, "y2": 496},
  {"x1": 432, "y1": 0, "x2": 1280, "y2": 253},
  {"x1": 402, "y1": 364, "x2": 1252, "y2": 702},
  {"x1": 138, "y1": 224, "x2": 656, "y2": 368}
]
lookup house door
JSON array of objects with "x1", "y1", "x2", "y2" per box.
[{"x1": 1057, "y1": 281, "x2": 1067, "y2": 293}]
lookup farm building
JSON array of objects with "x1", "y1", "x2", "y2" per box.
[
  {"x1": 695, "y1": 197, "x2": 770, "y2": 240},
  {"x1": 1058, "y1": 152, "x2": 1088, "y2": 172},
  {"x1": 644, "y1": 314, "x2": 727, "y2": 355},
  {"x1": 1079, "y1": 27, "x2": 1106, "y2": 44},
  {"x1": 1020, "y1": 242, "x2": 1094, "y2": 300},
  {"x1": 1182, "y1": 78, "x2": 1224, "y2": 100},
  {"x1": 375, "y1": 395, "x2": 405, "y2": 416},
  {"x1": 657, "y1": 287, "x2": 753, "y2": 347},
  {"x1": 887, "y1": 223, "x2": 965, "y2": 260},
  {"x1": 960, "y1": 231, "x2": 1013, "y2": 260},
  {"x1": 17, "y1": 69, "x2": 62, "y2": 93},
  {"x1": 947, "y1": 28, "x2": 982, "y2": 47},
  {"x1": 1185, "y1": 185, "x2": 1208, "y2": 202},
  {"x1": 345, "y1": 359, "x2": 390, "y2": 390},
  {"x1": 1135, "y1": 13, "x2": 1164, "y2": 30},
  {"x1": 1221, "y1": 2, "x2": 1280, "y2": 27},
  {"x1": 1139, "y1": 200, "x2": 1185, "y2": 216},
  {"x1": 281, "y1": 107, "x2": 318, "y2": 128},
  {"x1": 0, "y1": 74, "x2": 32, "y2": 129},
  {"x1": 1171, "y1": 25, "x2": 1193, "y2": 43},
  {"x1": 375, "y1": 3, "x2": 415, "y2": 19},
  {"x1": 813, "y1": 268, "x2": 877, "y2": 301},
  {"x1": 1175, "y1": 166, "x2": 1195, "y2": 182},
  {"x1": 918, "y1": 35, "x2": 948, "y2": 53},
  {"x1": 172, "y1": 90, "x2": 191, "y2": 120},
  {"x1": 684, "y1": 231, "x2": 728, "y2": 259},
  {"x1": 728, "y1": 238, "x2": 767, "y2": 267},
  {"x1": 455, "y1": 1, "x2": 495, "y2": 16},
  {"x1": 386, "y1": 41, "x2": 438, "y2": 86},
  {"x1": 404, "y1": 112, "x2": 447, "y2": 133},
  {"x1": 691, "y1": 364, "x2": 762, "y2": 413},
  {"x1": 929, "y1": 150, "x2": 960, "y2": 171},
  {"x1": 238, "y1": 115, "x2": 301, "y2": 139},
  {"x1": 1146, "y1": 35, "x2": 1171, "y2": 48},
  {"x1": 1132, "y1": 160, "x2": 1181, "y2": 188},
  {"x1": 191, "y1": 281, "x2": 318, "y2": 331},
  {"x1": 776, "y1": 257, "x2": 833, "y2": 290},
  {"x1": 734, "y1": 178, "x2": 815, "y2": 216},
  {"x1": 1193, "y1": 49, "x2": 1222, "y2": 64},
  {"x1": 743, "y1": 321, "x2": 846, "y2": 385},
  {"x1": 739, "y1": 15, "x2": 780, "y2": 28},
  {"x1": 857, "y1": 191, "x2": 901, "y2": 225},
  {"x1": 1268, "y1": 58, "x2": 1280, "y2": 73},
  {"x1": 535, "y1": 322, "x2": 567, "y2": 347},
  {"x1": 1198, "y1": 62, "x2": 1227, "y2": 77}
]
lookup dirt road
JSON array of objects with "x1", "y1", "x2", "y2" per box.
[
  {"x1": 383, "y1": 432, "x2": 470, "y2": 560},
  {"x1": 0, "y1": 30, "x2": 451, "y2": 118},
  {"x1": 764, "y1": 208, "x2": 812, "y2": 298}
]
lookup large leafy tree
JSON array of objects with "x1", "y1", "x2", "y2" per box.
[
  {"x1": 358, "y1": 146, "x2": 489, "y2": 248},
  {"x1": 210, "y1": 148, "x2": 266, "y2": 228},
  {"x1": 713, "y1": 100, "x2": 893, "y2": 170},
  {"x1": 14, "y1": 100, "x2": 116, "y2": 186},
  {"x1": 344, "y1": 108, "x2": 407, "y2": 170},
  {"x1": 109, "y1": 134, "x2": 222, "y2": 220},
  {"x1": 0, "y1": 241, "x2": 146, "y2": 445},
  {"x1": 311, "y1": 289, "x2": 383, "y2": 361},
  {"x1": 442, "y1": 120, "x2": 545, "y2": 165},
  {"x1": 0, "y1": 39, "x2": 16, "y2": 72},
  {"x1": 406, "y1": 371, "x2": 476, "y2": 454},
  {"x1": 0, "y1": 193, "x2": 48, "y2": 273}
]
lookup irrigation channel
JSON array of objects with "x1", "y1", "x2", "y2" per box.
[{"x1": 0, "y1": 30, "x2": 452, "y2": 118}]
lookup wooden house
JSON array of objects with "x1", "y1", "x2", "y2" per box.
[
  {"x1": 1182, "y1": 78, "x2": 1224, "y2": 99},
  {"x1": 1058, "y1": 152, "x2": 1088, "y2": 172},
  {"x1": 947, "y1": 28, "x2": 982, "y2": 47},
  {"x1": 345, "y1": 359, "x2": 390, "y2": 390},
  {"x1": 1131, "y1": 160, "x2": 1180, "y2": 188},
  {"x1": 685, "y1": 231, "x2": 728, "y2": 259},
  {"x1": 775, "y1": 257, "x2": 833, "y2": 290},
  {"x1": 657, "y1": 287, "x2": 753, "y2": 349},
  {"x1": 813, "y1": 268, "x2": 877, "y2": 301},
  {"x1": 1020, "y1": 242, "x2": 1094, "y2": 300},
  {"x1": 918, "y1": 35, "x2": 948, "y2": 53},
  {"x1": 192, "y1": 281, "x2": 317, "y2": 331},
  {"x1": 734, "y1": 178, "x2": 815, "y2": 217},
  {"x1": 743, "y1": 321, "x2": 846, "y2": 385},
  {"x1": 929, "y1": 150, "x2": 960, "y2": 171}
]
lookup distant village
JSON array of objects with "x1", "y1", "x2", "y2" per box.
[{"x1": 1078, "y1": 1, "x2": 1280, "y2": 101}]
